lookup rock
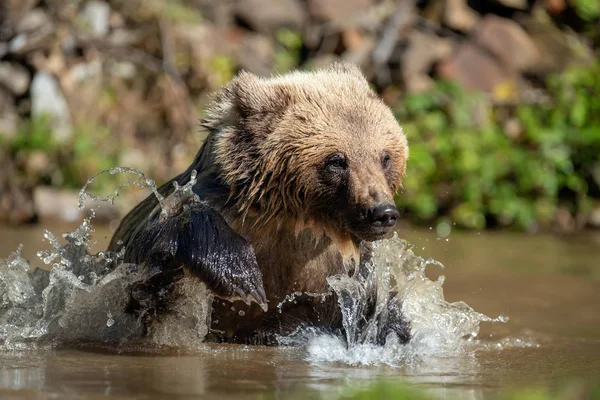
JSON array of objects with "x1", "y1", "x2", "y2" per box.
[
  {"x1": 555, "y1": 206, "x2": 576, "y2": 233},
  {"x1": 33, "y1": 187, "x2": 82, "y2": 222},
  {"x1": 234, "y1": 33, "x2": 275, "y2": 77},
  {"x1": 307, "y1": 0, "x2": 372, "y2": 22},
  {"x1": 343, "y1": 36, "x2": 375, "y2": 71},
  {"x1": 69, "y1": 61, "x2": 102, "y2": 84},
  {"x1": 503, "y1": 118, "x2": 523, "y2": 140},
  {"x1": 194, "y1": 0, "x2": 235, "y2": 27},
  {"x1": 25, "y1": 151, "x2": 51, "y2": 175},
  {"x1": 522, "y1": 12, "x2": 595, "y2": 75},
  {"x1": 341, "y1": 29, "x2": 375, "y2": 70},
  {"x1": 402, "y1": 31, "x2": 454, "y2": 93},
  {"x1": 33, "y1": 186, "x2": 120, "y2": 223},
  {"x1": 8, "y1": 34, "x2": 28, "y2": 53},
  {"x1": 16, "y1": 8, "x2": 50, "y2": 33},
  {"x1": 107, "y1": 61, "x2": 137, "y2": 79},
  {"x1": 444, "y1": 0, "x2": 479, "y2": 32},
  {"x1": 107, "y1": 28, "x2": 143, "y2": 47},
  {"x1": 79, "y1": 1, "x2": 111, "y2": 37},
  {"x1": 0, "y1": 152, "x2": 36, "y2": 225},
  {"x1": 0, "y1": 88, "x2": 19, "y2": 139},
  {"x1": 341, "y1": 29, "x2": 364, "y2": 51},
  {"x1": 175, "y1": 23, "x2": 233, "y2": 89},
  {"x1": 588, "y1": 204, "x2": 600, "y2": 229},
  {"x1": 8, "y1": 11, "x2": 54, "y2": 55},
  {"x1": 3, "y1": 0, "x2": 38, "y2": 27},
  {"x1": 30, "y1": 72, "x2": 73, "y2": 142},
  {"x1": 0, "y1": 62, "x2": 31, "y2": 95},
  {"x1": 474, "y1": 16, "x2": 541, "y2": 72},
  {"x1": 545, "y1": 0, "x2": 566, "y2": 14},
  {"x1": 304, "y1": 54, "x2": 343, "y2": 70},
  {"x1": 234, "y1": 0, "x2": 306, "y2": 34},
  {"x1": 119, "y1": 148, "x2": 152, "y2": 174},
  {"x1": 437, "y1": 42, "x2": 516, "y2": 95},
  {"x1": 491, "y1": 0, "x2": 528, "y2": 10}
]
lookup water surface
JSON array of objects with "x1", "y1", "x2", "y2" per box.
[{"x1": 0, "y1": 222, "x2": 599, "y2": 399}]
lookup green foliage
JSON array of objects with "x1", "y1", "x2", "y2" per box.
[
  {"x1": 257, "y1": 380, "x2": 600, "y2": 400},
  {"x1": 394, "y1": 63, "x2": 600, "y2": 231},
  {"x1": 4, "y1": 117, "x2": 121, "y2": 191},
  {"x1": 340, "y1": 381, "x2": 432, "y2": 400},
  {"x1": 274, "y1": 29, "x2": 303, "y2": 73},
  {"x1": 574, "y1": 0, "x2": 600, "y2": 21},
  {"x1": 8, "y1": 115, "x2": 59, "y2": 153},
  {"x1": 210, "y1": 54, "x2": 236, "y2": 86},
  {"x1": 142, "y1": 0, "x2": 203, "y2": 23}
]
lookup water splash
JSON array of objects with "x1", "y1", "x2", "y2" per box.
[
  {"x1": 280, "y1": 234, "x2": 508, "y2": 366},
  {"x1": 0, "y1": 167, "x2": 211, "y2": 349},
  {"x1": 0, "y1": 167, "x2": 509, "y2": 363}
]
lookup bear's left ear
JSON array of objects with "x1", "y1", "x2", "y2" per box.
[{"x1": 228, "y1": 71, "x2": 292, "y2": 117}]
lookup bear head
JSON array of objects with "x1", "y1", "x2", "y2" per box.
[{"x1": 205, "y1": 63, "x2": 409, "y2": 246}]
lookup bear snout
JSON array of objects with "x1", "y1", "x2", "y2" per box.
[
  {"x1": 367, "y1": 204, "x2": 399, "y2": 228},
  {"x1": 347, "y1": 203, "x2": 400, "y2": 241}
]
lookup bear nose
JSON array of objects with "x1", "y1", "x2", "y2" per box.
[{"x1": 368, "y1": 204, "x2": 399, "y2": 228}]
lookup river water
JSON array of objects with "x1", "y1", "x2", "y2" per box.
[{"x1": 0, "y1": 220, "x2": 599, "y2": 399}]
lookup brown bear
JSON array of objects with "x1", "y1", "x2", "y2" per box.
[{"x1": 108, "y1": 62, "x2": 410, "y2": 346}]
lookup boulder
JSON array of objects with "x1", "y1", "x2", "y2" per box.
[
  {"x1": 78, "y1": 1, "x2": 111, "y2": 37},
  {"x1": 523, "y1": 12, "x2": 595, "y2": 74},
  {"x1": 234, "y1": 0, "x2": 306, "y2": 34},
  {"x1": 307, "y1": 0, "x2": 373, "y2": 22},
  {"x1": 444, "y1": 0, "x2": 480, "y2": 32},
  {"x1": 437, "y1": 42, "x2": 515, "y2": 94},
  {"x1": 33, "y1": 186, "x2": 120, "y2": 223},
  {"x1": 402, "y1": 31, "x2": 454, "y2": 93},
  {"x1": 233, "y1": 32, "x2": 275, "y2": 77},
  {"x1": 30, "y1": 72, "x2": 73, "y2": 142},
  {"x1": 474, "y1": 15, "x2": 541, "y2": 72},
  {"x1": 3, "y1": 0, "x2": 38, "y2": 28},
  {"x1": 16, "y1": 8, "x2": 50, "y2": 34},
  {"x1": 0, "y1": 62, "x2": 31, "y2": 96},
  {"x1": 588, "y1": 203, "x2": 600, "y2": 229},
  {"x1": 0, "y1": 152, "x2": 36, "y2": 225},
  {"x1": 490, "y1": 0, "x2": 529, "y2": 10},
  {"x1": 0, "y1": 88, "x2": 19, "y2": 139}
]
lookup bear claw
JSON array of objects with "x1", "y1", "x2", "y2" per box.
[{"x1": 232, "y1": 281, "x2": 268, "y2": 311}]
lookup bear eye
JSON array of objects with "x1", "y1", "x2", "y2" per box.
[
  {"x1": 382, "y1": 152, "x2": 392, "y2": 169},
  {"x1": 324, "y1": 153, "x2": 347, "y2": 173}
]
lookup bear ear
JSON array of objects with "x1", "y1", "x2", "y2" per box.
[
  {"x1": 228, "y1": 71, "x2": 292, "y2": 116},
  {"x1": 328, "y1": 62, "x2": 366, "y2": 80}
]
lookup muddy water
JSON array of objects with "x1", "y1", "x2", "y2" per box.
[{"x1": 1, "y1": 221, "x2": 599, "y2": 399}]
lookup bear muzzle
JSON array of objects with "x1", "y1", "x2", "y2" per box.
[
  {"x1": 367, "y1": 204, "x2": 399, "y2": 228},
  {"x1": 347, "y1": 202, "x2": 400, "y2": 242}
]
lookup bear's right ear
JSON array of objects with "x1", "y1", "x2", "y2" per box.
[{"x1": 227, "y1": 71, "x2": 292, "y2": 117}]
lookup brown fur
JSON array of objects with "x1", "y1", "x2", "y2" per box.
[{"x1": 109, "y1": 62, "x2": 409, "y2": 345}]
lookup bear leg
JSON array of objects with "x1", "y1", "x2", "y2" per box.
[{"x1": 123, "y1": 202, "x2": 268, "y2": 310}]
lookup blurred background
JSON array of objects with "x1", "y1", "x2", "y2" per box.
[{"x1": 0, "y1": 0, "x2": 599, "y2": 235}]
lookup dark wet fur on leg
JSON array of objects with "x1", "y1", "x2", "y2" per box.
[{"x1": 123, "y1": 202, "x2": 266, "y2": 311}]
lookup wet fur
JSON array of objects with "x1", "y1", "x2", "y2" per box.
[{"x1": 109, "y1": 63, "x2": 410, "y2": 345}]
